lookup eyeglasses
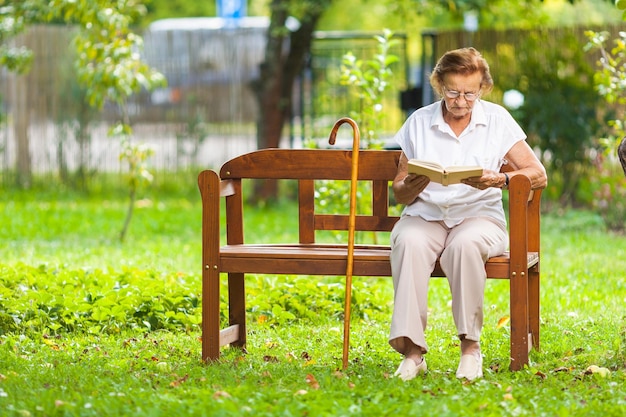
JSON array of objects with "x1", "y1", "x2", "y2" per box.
[{"x1": 443, "y1": 87, "x2": 481, "y2": 102}]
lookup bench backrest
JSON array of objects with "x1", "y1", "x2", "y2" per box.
[
  {"x1": 219, "y1": 149, "x2": 401, "y2": 244},
  {"x1": 218, "y1": 148, "x2": 539, "y2": 250}
]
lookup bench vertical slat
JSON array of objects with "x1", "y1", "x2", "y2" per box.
[
  {"x1": 508, "y1": 175, "x2": 531, "y2": 370},
  {"x1": 226, "y1": 180, "x2": 244, "y2": 245},
  {"x1": 372, "y1": 180, "x2": 390, "y2": 217},
  {"x1": 299, "y1": 179, "x2": 315, "y2": 244},
  {"x1": 527, "y1": 190, "x2": 541, "y2": 252},
  {"x1": 198, "y1": 170, "x2": 223, "y2": 361}
]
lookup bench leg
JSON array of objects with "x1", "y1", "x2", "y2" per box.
[
  {"x1": 528, "y1": 266, "x2": 540, "y2": 350},
  {"x1": 228, "y1": 272, "x2": 247, "y2": 349},
  {"x1": 202, "y1": 264, "x2": 221, "y2": 362},
  {"x1": 509, "y1": 271, "x2": 530, "y2": 371}
]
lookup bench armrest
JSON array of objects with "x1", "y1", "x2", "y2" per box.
[{"x1": 507, "y1": 174, "x2": 537, "y2": 270}]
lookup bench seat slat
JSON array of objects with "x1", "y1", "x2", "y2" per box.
[{"x1": 219, "y1": 244, "x2": 538, "y2": 278}]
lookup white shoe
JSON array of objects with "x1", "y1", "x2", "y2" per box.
[
  {"x1": 394, "y1": 357, "x2": 427, "y2": 381},
  {"x1": 456, "y1": 354, "x2": 483, "y2": 381}
]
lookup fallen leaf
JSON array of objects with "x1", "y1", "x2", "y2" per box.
[
  {"x1": 169, "y1": 374, "x2": 189, "y2": 387},
  {"x1": 156, "y1": 362, "x2": 170, "y2": 372},
  {"x1": 305, "y1": 373, "x2": 320, "y2": 390},
  {"x1": 123, "y1": 338, "x2": 138, "y2": 347},
  {"x1": 263, "y1": 355, "x2": 278, "y2": 363},
  {"x1": 294, "y1": 389, "x2": 308, "y2": 396},
  {"x1": 264, "y1": 340, "x2": 279, "y2": 349},
  {"x1": 213, "y1": 391, "x2": 231, "y2": 399},
  {"x1": 585, "y1": 365, "x2": 610, "y2": 377},
  {"x1": 42, "y1": 338, "x2": 60, "y2": 350},
  {"x1": 496, "y1": 316, "x2": 510, "y2": 329}
]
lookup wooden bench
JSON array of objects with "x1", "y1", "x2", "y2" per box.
[{"x1": 198, "y1": 148, "x2": 542, "y2": 371}]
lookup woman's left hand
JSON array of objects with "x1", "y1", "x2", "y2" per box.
[{"x1": 462, "y1": 169, "x2": 505, "y2": 190}]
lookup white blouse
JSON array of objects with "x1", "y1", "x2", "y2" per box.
[{"x1": 394, "y1": 99, "x2": 526, "y2": 227}]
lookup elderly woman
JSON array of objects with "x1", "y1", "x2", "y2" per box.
[{"x1": 389, "y1": 47, "x2": 547, "y2": 381}]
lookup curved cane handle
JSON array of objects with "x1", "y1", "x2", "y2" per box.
[{"x1": 328, "y1": 117, "x2": 360, "y2": 148}]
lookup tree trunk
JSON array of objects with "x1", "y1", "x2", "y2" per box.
[
  {"x1": 11, "y1": 28, "x2": 35, "y2": 188},
  {"x1": 119, "y1": 186, "x2": 136, "y2": 243},
  {"x1": 250, "y1": 0, "x2": 328, "y2": 202},
  {"x1": 617, "y1": 136, "x2": 626, "y2": 175},
  {"x1": 14, "y1": 71, "x2": 31, "y2": 188}
]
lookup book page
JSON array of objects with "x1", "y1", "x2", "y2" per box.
[
  {"x1": 407, "y1": 160, "x2": 445, "y2": 183},
  {"x1": 445, "y1": 166, "x2": 483, "y2": 185},
  {"x1": 408, "y1": 160, "x2": 483, "y2": 186},
  {"x1": 409, "y1": 160, "x2": 444, "y2": 171}
]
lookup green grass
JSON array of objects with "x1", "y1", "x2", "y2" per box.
[{"x1": 0, "y1": 183, "x2": 625, "y2": 416}]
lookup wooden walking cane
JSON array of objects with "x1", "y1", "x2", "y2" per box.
[{"x1": 328, "y1": 117, "x2": 360, "y2": 370}]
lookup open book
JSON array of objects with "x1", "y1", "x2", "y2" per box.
[{"x1": 408, "y1": 160, "x2": 483, "y2": 186}]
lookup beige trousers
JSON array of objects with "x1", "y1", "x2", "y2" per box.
[{"x1": 388, "y1": 215, "x2": 507, "y2": 354}]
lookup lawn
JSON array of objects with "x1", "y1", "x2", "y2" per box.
[{"x1": 0, "y1": 181, "x2": 625, "y2": 416}]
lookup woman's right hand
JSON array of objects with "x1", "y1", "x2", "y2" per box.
[{"x1": 392, "y1": 156, "x2": 430, "y2": 205}]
